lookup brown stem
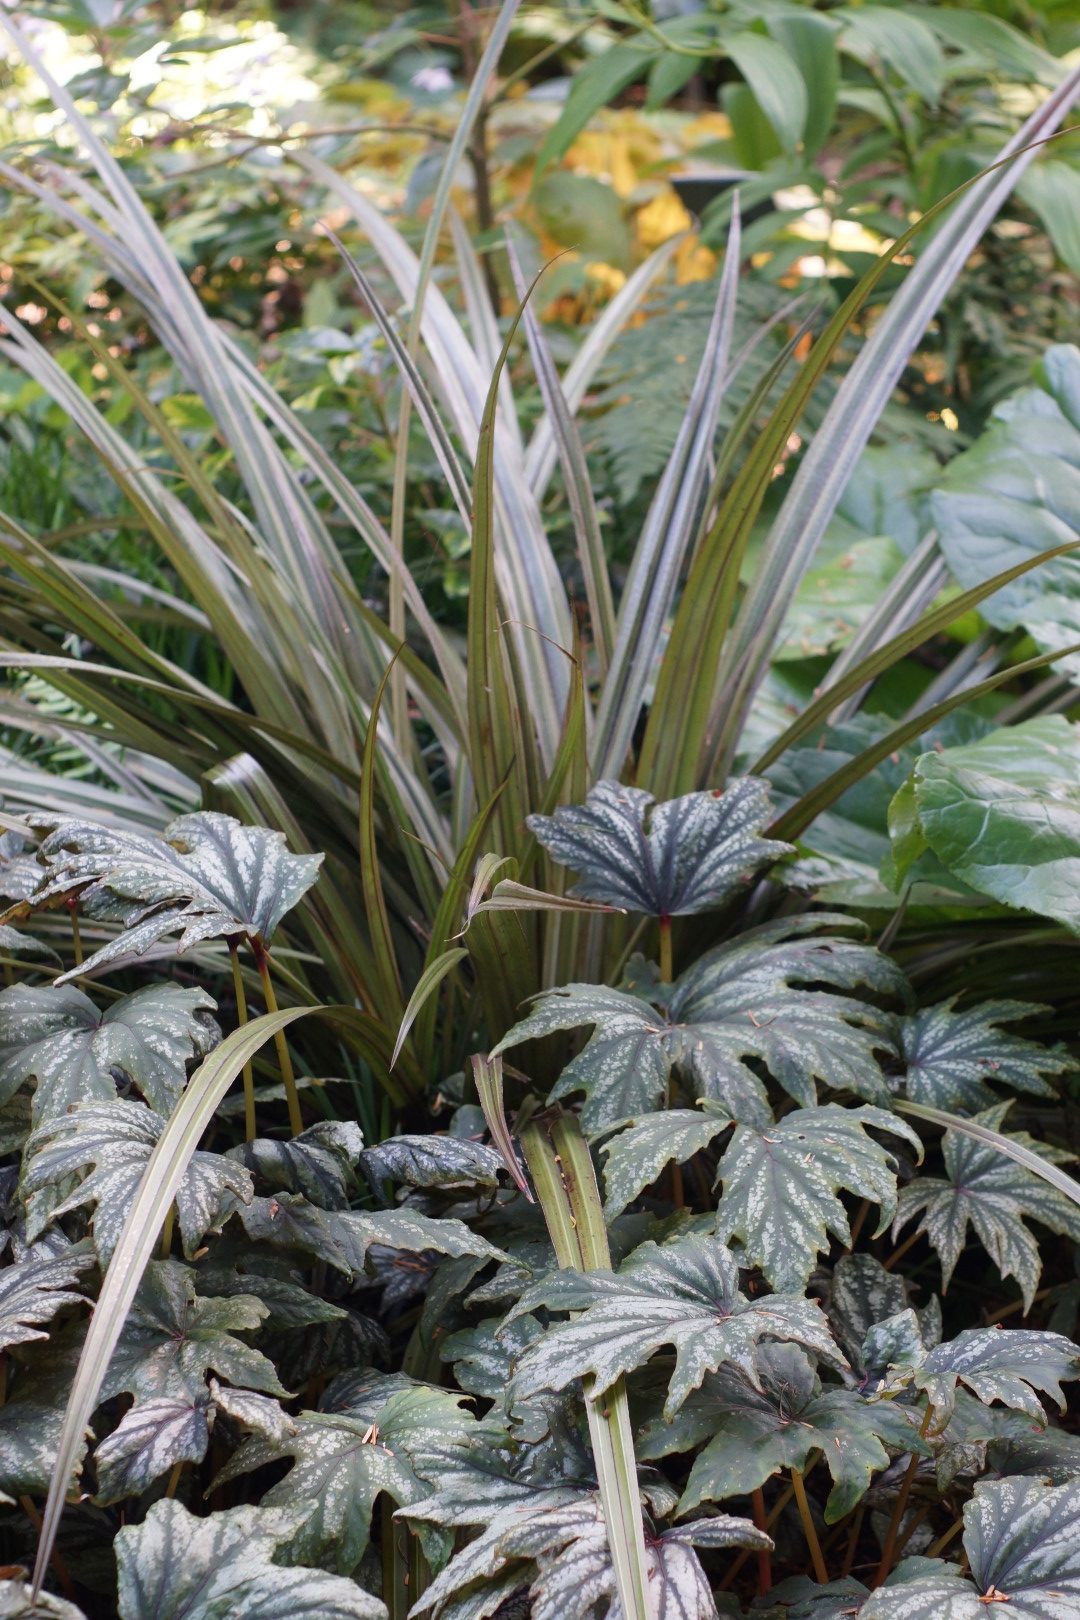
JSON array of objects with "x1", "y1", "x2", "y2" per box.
[
  {"x1": 164, "y1": 1460, "x2": 185, "y2": 1499},
  {"x1": 791, "y1": 1466, "x2": 829, "y2": 1583},
  {"x1": 66, "y1": 900, "x2": 83, "y2": 968},
  {"x1": 253, "y1": 939, "x2": 303, "y2": 1137},
  {"x1": 926, "y1": 1515, "x2": 964, "y2": 1559},
  {"x1": 751, "y1": 1487, "x2": 772, "y2": 1594},
  {"x1": 882, "y1": 1228, "x2": 921, "y2": 1271},
  {"x1": 159, "y1": 1204, "x2": 175, "y2": 1260},
  {"x1": 847, "y1": 1197, "x2": 871, "y2": 1251},
  {"x1": 659, "y1": 915, "x2": 673, "y2": 985},
  {"x1": 840, "y1": 1503, "x2": 865, "y2": 1578},
  {"x1": 874, "y1": 1404, "x2": 934, "y2": 1586},
  {"x1": 230, "y1": 940, "x2": 257, "y2": 1143}
]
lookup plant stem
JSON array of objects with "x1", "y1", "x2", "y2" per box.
[
  {"x1": 791, "y1": 1466, "x2": 828, "y2": 1583},
  {"x1": 67, "y1": 900, "x2": 83, "y2": 968},
  {"x1": 159, "y1": 1205, "x2": 175, "y2": 1260},
  {"x1": 164, "y1": 1460, "x2": 184, "y2": 1499},
  {"x1": 840, "y1": 1504, "x2": 865, "y2": 1578},
  {"x1": 874, "y1": 1404, "x2": 934, "y2": 1586},
  {"x1": 659, "y1": 914, "x2": 673, "y2": 984},
  {"x1": 926, "y1": 1516, "x2": 965, "y2": 1559},
  {"x1": 253, "y1": 939, "x2": 303, "y2": 1137},
  {"x1": 20, "y1": 1496, "x2": 77, "y2": 1602},
  {"x1": 847, "y1": 1196, "x2": 871, "y2": 1250},
  {"x1": 230, "y1": 941, "x2": 256, "y2": 1143},
  {"x1": 882, "y1": 1228, "x2": 921, "y2": 1271},
  {"x1": 751, "y1": 1487, "x2": 772, "y2": 1594}
]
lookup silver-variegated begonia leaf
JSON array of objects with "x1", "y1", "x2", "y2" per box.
[
  {"x1": 114, "y1": 1499, "x2": 386, "y2": 1619},
  {"x1": 232, "y1": 1193, "x2": 505, "y2": 1279},
  {"x1": 827, "y1": 1253, "x2": 941, "y2": 1379},
  {"x1": 638, "y1": 1343, "x2": 927, "y2": 1524},
  {"x1": 6, "y1": 812, "x2": 322, "y2": 980},
  {"x1": 0, "y1": 922, "x2": 59, "y2": 963},
  {"x1": 914, "y1": 1325, "x2": 1080, "y2": 1422},
  {"x1": 0, "y1": 1246, "x2": 93, "y2": 1352},
  {"x1": 893, "y1": 996, "x2": 1072, "y2": 1112},
  {"x1": 860, "y1": 1475, "x2": 1080, "y2": 1619},
  {"x1": 103, "y1": 1260, "x2": 286, "y2": 1404},
  {"x1": 95, "y1": 1394, "x2": 212, "y2": 1503},
  {"x1": 216, "y1": 1380, "x2": 473, "y2": 1574},
  {"x1": 228, "y1": 1121, "x2": 363, "y2": 1211},
  {"x1": 492, "y1": 917, "x2": 904, "y2": 1135},
  {"x1": 506, "y1": 1233, "x2": 845, "y2": 1420},
  {"x1": 526, "y1": 777, "x2": 793, "y2": 915},
  {"x1": 601, "y1": 1109, "x2": 732, "y2": 1218},
  {"x1": 358, "y1": 1134, "x2": 504, "y2": 1193},
  {"x1": 893, "y1": 1103, "x2": 1080, "y2": 1310},
  {"x1": 24, "y1": 1100, "x2": 252, "y2": 1263},
  {"x1": 714, "y1": 1105, "x2": 922, "y2": 1291},
  {"x1": 0, "y1": 1580, "x2": 87, "y2": 1618},
  {"x1": 0, "y1": 981, "x2": 219, "y2": 1124}
]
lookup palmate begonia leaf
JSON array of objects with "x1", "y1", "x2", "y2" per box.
[
  {"x1": 114, "y1": 1499, "x2": 386, "y2": 1619},
  {"x1": 358, "y1": 1134, "x2": 505, "y2": 1193},
  {"x1": 227, "y1": 1121, "x2": 364, "y2": 1210},
  {"x1": 893, "y1": 1103, "x2": 1080, "y2": 1310},
  {"x1": 232, "y1": 1192, "x2": 504, "y2": 1278},
  {"x1": 0, "y1": 981, "x2": 219, "y2": 1124},
  {"x1": 913, "y1": 1325, "x2": 1080, "y2": 1421},
  {"x1": 892, "y1": 996, "x2": 1072, "y2": 1112},
  {"x1": 4, "y1": 812, "x2": 322, "y2": 979},
  {"x1": 526, "y1": 777, "x2": 793, "y2": 916},
  {"x1": 827, "y1": 1253, "x2": 941, "y2": 1378},
  {"x1": 0, "y1": 1246, "x2": 93, "y2": 1353},
  {"x1": 0, "y1": 922, "x2": 58, "y2": 964},
  {"x1": 506, "y1": 1233, "x2": 844, "y2": 1420},
  {"x1": 714, "y1": 1105, "x2": 921, "y2": 1290},
  {"x1": 601, "y1": 1109, "x2": 732, "y2": 1218},
  {"x1": 24, "y1": 1100, "x2": 252, "y2": 1263},
  {"x1": 859, "y1": 1475, "x2": 1080, "y2": 1619},
  {"x1": 638, "y1": 1343, "x2": 927, "y2": 1523},
  {"x1": 216, "y1": 1379, "x2": 474, "y2": 1574},
  {"x1": 492, "y1": 917, "x2": 904, "y2": 1135},
  {"x1": 94, "y1": 1394, "x2": 212, "y2": 1504},
  {"x1": 102, "y1": 1260, "x2": 286, "y2": 1404}
]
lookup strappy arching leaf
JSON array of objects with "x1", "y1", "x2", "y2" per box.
[
  {"x1": 0, "y1": 1247, "x2": 93, "y2": 1353},
  {"x1": 94, "y1": 1394, "x2": 212, "y2": 1503},
  {"x1": 114, "y1": 1499, "x2": 386, "y2": 1619},
  {"x1": 639, "y1": 1343, "x2": 927, "y2": 1523},
  {"x1": 228, "y1": 1122, "x2": 363, "y2": 1211},
  {"x1": 894, "y1": 997, "x2": 1072, "y2": 1112},
  {"x1": 216, "y1": 1382, "x2": 473, "y2": 1574},
  {"x1": 102, "y1": 1261, "x2": 286, "y2": 1404},
  {"x1": 914, "y1": 1326, "x2": 1080, "y2": 1421},
  {"x1": 507, "y1": 1233, "x2": 844, "y2": 1420},
  {"x1": 6, "y1": 813, "x2": 322, "y2": 979},
  {"x1": 492, "y1": 918, "x2": 904, "y2": 1134},
  {"x1": 0, "y1": 982, "x2": 219, "y2": 1125},
  {"x1": 601, "y1": 1110, "x2": 732, "y2": 1219},
  {"x1": 24, "y1": 1101, "x2": 252, "y2": 1263},
  {"x1": 358, "y1": 1135, "x2": 504, "y2": 1193},
  {"x1": 860, "y1": 1475, "x2": 1080, "y2": 1619},
  {"x1": 526, "y1": 778, "x2": 792, "y2": 915},
  {"x1": 714, "y1": 1106, "x2": 921, "y2": 1290},
  {"x1": 894, "y1": 1105, "x2": 1080, "y2": 1310}
]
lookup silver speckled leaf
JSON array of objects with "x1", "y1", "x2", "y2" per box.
[
  {"x1": 526, "y1": 777, "x2": 792, "y2": 915},
  {"x1": 714, "y1": 1105, "x2": 921, "y2": 1291},
  {"x1": 95, "y1": 1395, "x2": 212, "y2": 1503},
  {"x1": 895, "y1": 997, "x2": 1072, "y2": 1112},
  {"x1": 915, "y1": 1325, "x2": 1080, "y2": 1421},
  {"x1": 894, "y1": 1103, "x2": 1080, "y2": 1310},
  {"x1": 0, "y1": 1246, "x2": 93, "y2": 1353},
  {"x1": 507, "y1": 1233, "x2": 845, "y2": 1420},
  {"x1": 8, "y1": 812, "x2": 322, "y2": 980},
  {"x1": 0, "y1": 981, "x2": 219, "y2": 1123},
  {"x1": 114, "y1": 1499, "x2": 386, "y2": 1619},
  {"x1": 861, "y1": 1475, "x2": 1080, "y2": 1619},
  {"x1": 24, "y1": 1100, "x2": 252, "y2": 1264}
]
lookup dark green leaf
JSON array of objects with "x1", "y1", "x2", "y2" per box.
[
  {"x1": 358, "y1": 1135, "x2": 504, "y2": 1193},
  {"x1": 895, "y1": 998, "x2": 1072, "y2": 1112},
  {"x1": 0, "y1": 982, "x2": 219, "y2": 1124},
  {"x1": 228, "y1": 1122, "x2": 363, "y2": 1211}
]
